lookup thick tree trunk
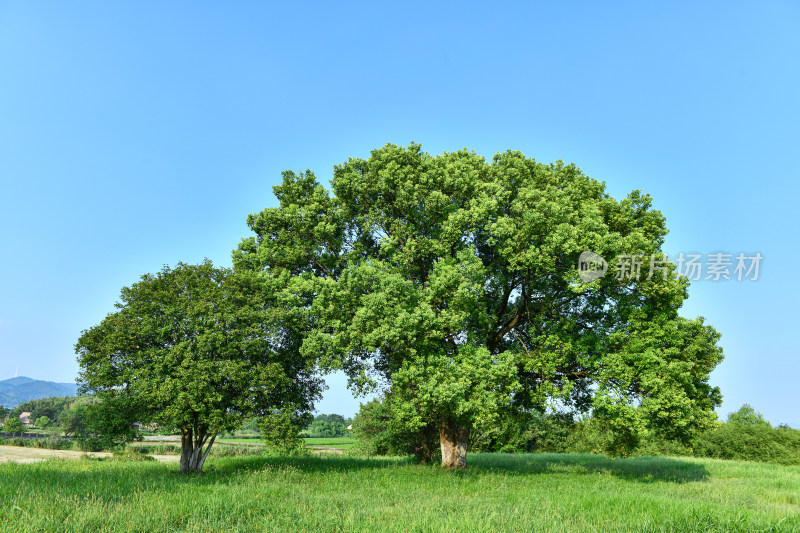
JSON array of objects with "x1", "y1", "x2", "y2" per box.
[
  {"x1": 179, "y1": 427, "x2": 217, "y2": 474},
  {"x1": 439, "y1": 419, "x2": 469, "y2": 469}
]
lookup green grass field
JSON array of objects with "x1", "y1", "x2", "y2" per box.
[
  {"x1": 1, "y1": 453, "x2": 798, "y2": 532},
  {"x1": 303, "y1": 437, "x2": 357, "y2": 449},
  {"x1": 211, "y1": 437, "x2": 357, "y2": 450}
]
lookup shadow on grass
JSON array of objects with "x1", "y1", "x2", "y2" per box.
[
  {"x1": 464, "y1": 453, "x2": 709, "y2": 483},
  {"x1": 0, "y1": 452, "x2": 707, "y2": 502},
  {"x1": 209, "y1": 452, "x2": 708, "y2": 484}
]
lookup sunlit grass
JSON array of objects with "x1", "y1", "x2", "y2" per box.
[
  {"x1": 0, "y1": 453, "x2": 797, "y2": 532},
  {"x1": 303, "y1": 437, "x2": 357, "y2": 449},
  {"x1": 210, "y1": 436, "x2": 357, "y2": 449}
]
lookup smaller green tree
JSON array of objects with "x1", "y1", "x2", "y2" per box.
[
  {"x1": 259, "y1": 409, "x2": 311, "y2": 455},
  {"x1": 62, "y1": 404, "x2": 89, "y2": 438},
  {"x1": 77, "y1": 395, "x2": 141, "y2": 451},
  {"x1": 727, "y1": 404, "x2": 771, "y2": 427},
  {"x1": 76, "y1": 261, "x2": 321, "y2": 473},
  {"x1": 4, "y1": 416, "x2": 23, "y2": 433},
  {"x1": 35, "y1": 415, "x2": 52, "y2": 428}
]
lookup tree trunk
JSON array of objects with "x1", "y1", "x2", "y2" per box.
[
  {"x1": 179, "y1": 427, "x2": 216, "y2": 474},
  {"x1": 439, "y1": 419, "x2": 469, "y2": 469}
]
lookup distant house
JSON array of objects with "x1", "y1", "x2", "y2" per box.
[
  {"x1": 19, "y1": 412, "x2": 32, "y2": 427},
  {"x1": 346, "y1": 424, "x2": 353, "y2": 430}
]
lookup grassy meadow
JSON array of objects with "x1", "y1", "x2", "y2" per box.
[
  {"x1": 1, "y1": 452, "x2": 798, "y2": 532},
  {"x1": 303, "y1": 437, "x2": 357, "y2": 449},
  {"x1": 175, "y1": 436, "x2": 357, "y2": 449}
]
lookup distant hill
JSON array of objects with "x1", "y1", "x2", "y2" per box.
[{"x1": 0, "y1": 377, "x2": 78, "y2": 408}]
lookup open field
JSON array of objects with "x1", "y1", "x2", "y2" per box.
[
  {"x1": 303, "y1": 437, "x2": 357, "y2": 449},
  {"x1": 1, "y1": 453, "x2": 798, "y2": 532},
  {"x1": 138, "y1": 436, "x2": 357, "y2": 449},
  {"x1": 0, "y1": 445, "x2": 178, "y2": 465},
  {"x1": 213, "y1": 437, "x2": 356, "y2": 449}
]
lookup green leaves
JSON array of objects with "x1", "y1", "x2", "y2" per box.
[
  {"x1": 76, "y1": 260, "x2": 322, "y2": 456},
  {"x1": 237, "y1": 142, "x2": 725, "y2": 460}
]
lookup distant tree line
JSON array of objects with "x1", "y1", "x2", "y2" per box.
[
  {"x1": 0, "y1": 395, "x2": 109, "y2": 442},
  {"x1": 301, "y1": 414, "x2": 353, "y2": 438},
  {"x1": 8, "y1": 396, "x2": 77, "y2": 426}
]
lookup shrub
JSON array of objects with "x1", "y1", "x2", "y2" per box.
[
  {"x1": 3, "y1": 417, "x2": 23, "y2": 434},
  {"x1": 110, "y1": 450, "x2": 156, "y2": 462},
  {"x1": 351, "y1": 397, "x2": 440, "y2": 463},
  {"x1": 693, "y1": 423, "x2": 800, "y2": 465},
  {"x1": 138, "y1": 443, "x2": 180, "y2": 455},
  {"x1": 30, "y1": 437, "x2": 75, "y2": 450},
  {"x1": 209, "y1": 444, "x2": 265, "y2": 458}
]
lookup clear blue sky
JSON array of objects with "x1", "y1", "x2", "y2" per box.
[{"x1": 1, "y1": 2, "x2": 797, "y2": 423}]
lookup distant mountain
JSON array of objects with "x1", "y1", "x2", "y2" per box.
[
  {"x1": 0, "y1": 377, "x2": 78, "y2": 408},
  {"x1": 0, "y1": 392, "x2": 14, "y2": 407}
]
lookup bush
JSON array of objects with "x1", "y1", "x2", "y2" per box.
[
  {"x1": 133, "y1": 443, "x2": 180, "y2": 455},
  {"x1": 30, "y1": 437, "x2": 75, "y2": 450},
  {"x1": 110, "y1": 450, "x2": 156, "y2": 462},
  {"x1": 351, "y1": 397, "x2": 440, "y2": 463},
  {"x1": 0, "y1": 436, "x2": 76, "y2": 450},
  {"x1": 259, "y1": 409, "x2": 311, "y2": 456},
  {"x1": 209, "y1": 444, "x2": 266, "y2": 458},
  {"x1": 627, "y1": 405, "x2": 800, "y2": 465},
  {"x1": 471, "y1": 410, "x2": 575, "y2": 454},
  {"x1": 3, "y1": 417, "x2": 23, "y2": 433},
  {"x1": 693, "y1": 423, "x2": 800, "y2": 465}
]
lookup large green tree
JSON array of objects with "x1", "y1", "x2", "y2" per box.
[
  {"x1": 76, "y1": 260, "x2": 322, "y2": 473},
  {"x1": 234, "y1": 143, "x2": 723, "y2": 468}
]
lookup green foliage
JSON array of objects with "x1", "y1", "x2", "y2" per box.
[
  {"x1": 32, "y1": 436, "x2": 75, "y2": 450},
  {"x1": 235, "y1": 143, "x2": 725, "y2": 464},
  {"x1": 259, "y1": 409, "x2": 311, "y2": 456},
  {"x1": 726, "y1": 404, "x2": 771, "y2": 427},
  {"x1": 305, "y1": 415, "x2": 349, "y2": 438},
  {"x1": 78, "y1": 396, "x2": 142, "y2": 451},
  {"x1": 693, "y1": 421, "x2": 800, "y2": 466},
  {"x1": 549, "y1": 405, "x2": 800, "y2": 466},
  {"x1": 1, "y1": 436, "x2": 75, "y2": 450},
  {"x1": 350, "y1": 397, "x2": 440, "y2": 462},
  {"x1": 35, "y1": 415, "x2": 52, "y2": 428},
  {"x1": 3, "y1": 416, "x2": 23, "y2": 433},
  {"x1": 61, "y1": 404, "x2": 89, "y2": 438},
  {"x1": 471, "y1": 410, "x2": 577, "y2": 454},
  {"x1": 76, "y1": 260, "x2": 322, "y2": 472},
  {"x1": 131, "y1": 443, "x2": 181, "y2": 455},
  {"x1": 11, "y1": 395, "x2": 76, "y2": 425},
  {"x1": 109, "y1": 450, "x2": 156, "y2": 462}
]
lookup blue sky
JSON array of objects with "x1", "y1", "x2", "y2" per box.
[{"x1": 1, "y1": 2, "x2": 797, "y2": 423}]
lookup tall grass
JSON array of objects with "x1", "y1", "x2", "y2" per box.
[{"x1": 0, "y1": 453, "x2": 797, "y2": 531}]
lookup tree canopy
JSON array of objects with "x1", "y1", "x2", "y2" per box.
[
  {"x1": 11, "y1": 396, "x2": 75, "y2": 425},
  {"x1": 235, "y1": 143, "x2": 724, "y2": 468},
  {"x1": 3, "y1": 415, "x2": 23, "y2": 433},
  {"x1": 304, "y1": 413, "x2": 351, "y2": 438},
  {"x1": 76, "y1": 260, "x2": 322, "y2": 472}
]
